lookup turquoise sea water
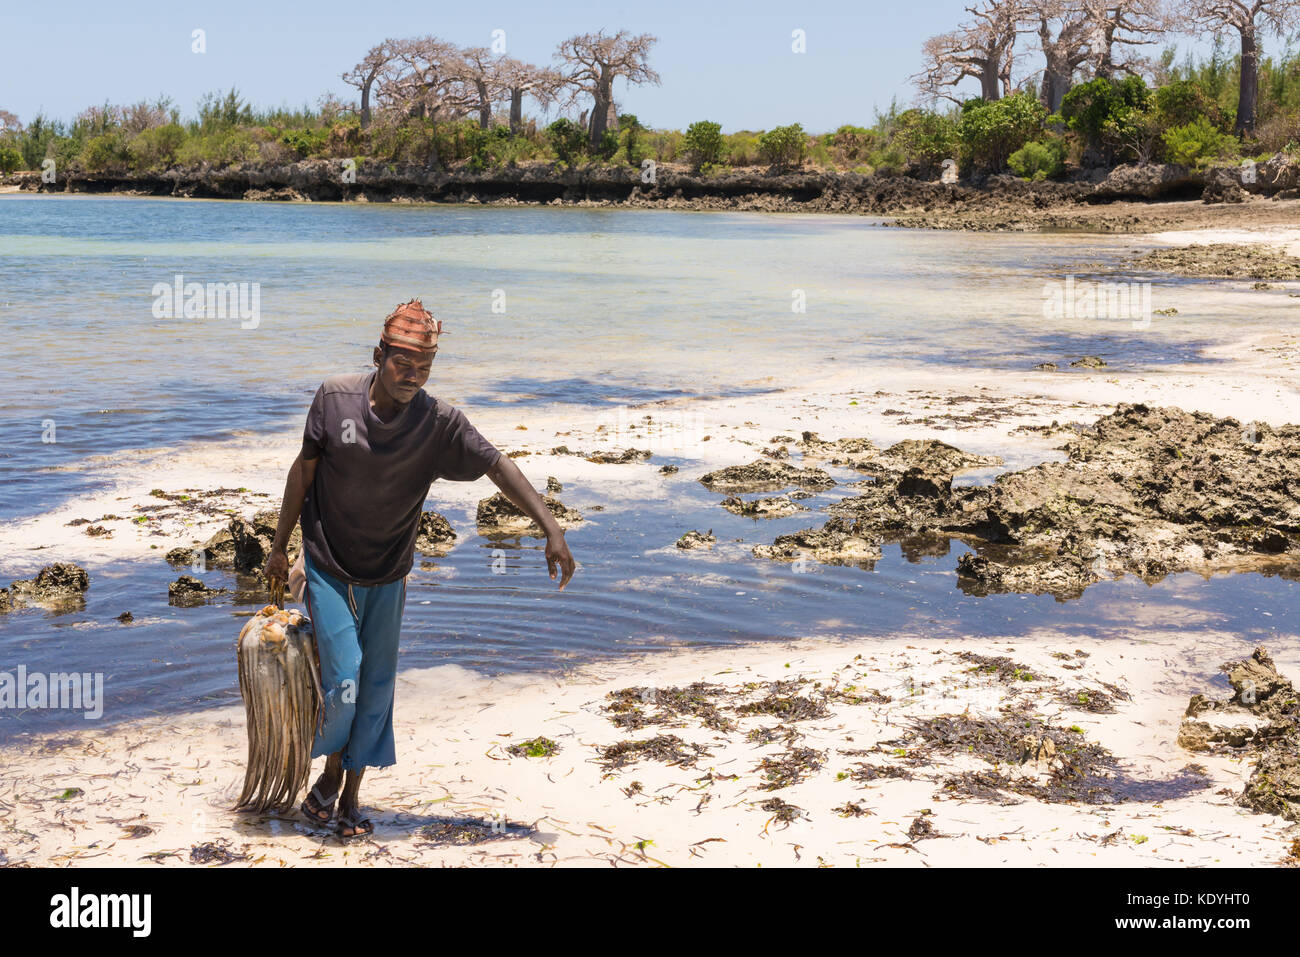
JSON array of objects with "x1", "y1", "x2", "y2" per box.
[{"x1": 0, "y1": 194, "x2": 1254, "y2": 520}]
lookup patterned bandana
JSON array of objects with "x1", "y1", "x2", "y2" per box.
[{"x1": 380, "y1": 299, "x2": 442, "y2": 353}]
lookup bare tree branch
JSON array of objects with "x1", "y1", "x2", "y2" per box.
[
  {"x1": 554, "y1": 29, "x2": 660, "y2": 145},
  {"x1": 1187, "y1": 0, "x2": 1300, "y2": 134},
  {"x1": 342, "y1": 39, "x2": 401, "y2": 130},
  {"x1": 913, "y1": 1, "x2": 1034, "y2": 103},
  {"x1": 1083, "y1": 0, "x2": 1169, "y2": 80}
]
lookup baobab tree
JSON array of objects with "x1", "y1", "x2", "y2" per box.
[
  {"x1": 342, "y1": 39, "x2": 401, "y2": 130},
  {"x1": 555, "y1": 29, "x2": 660, "y2": 146},
  {"x1": 376, "y1": 36, "x2": 478, "y2": 164},
  {"x1": 914, "y1": 0, "x2": 1031, "y2": 103},
  {"x1": 1189, "y1": 0, "x2": 1300, "y2": 136},
  {"x1": 458, "y1": 46, "x2": 513, "y2": 129},
  {"x1": 500, "y1": 59, "x2": 566, "y2": 134},
  {"x1": 1082, "y1": 0, "x2": 1168, "y2": 79},
  {"x1": 1031, "y1": 0, "x2": 1094, "y2": 112},
  {"x1": 378, "y1": 36, "x2": 476, "y2": 123}
]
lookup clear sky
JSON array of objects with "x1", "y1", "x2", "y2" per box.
[{"x1": 2, "y1": 0, "x2": 1223, "y2": 133}]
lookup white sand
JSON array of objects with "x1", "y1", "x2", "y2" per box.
[
  {"x1": 2, "y1": 627, "x2": 1296, "y2": 867},
  {"x1": 1145, "y1": 227, "x2": 1300, "y2": 258}
]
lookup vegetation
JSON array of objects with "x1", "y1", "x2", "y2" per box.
[
  {"x1": 758, "y1": 123, "x2": 808, "y2": 167},
  {"x1": 1008, "y1": 139, "x2": 1067, "y2": 180},
  {"x1": 958, "y1": 92, "x2": 1048, "y2": 172},
  {"x1": 683, "y1": 120, "x2": 724, "y2": 170},
  {"x1": 1, "y1": 24, "x2": 1296, "y2": 186}
]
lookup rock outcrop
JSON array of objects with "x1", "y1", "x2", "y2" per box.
[
  {"x1": 1, "y1": 563, "x2": 90, "y2": 612},
  {"x1": 476, "y1": 491, "x2": 583, "y2": 537},
  {"x1": 753, "y1": 404, "x2": 1299, "y2": 599},
  {"x1": 1179, "y1": 648, "x2": 1300, "y2": 821}
]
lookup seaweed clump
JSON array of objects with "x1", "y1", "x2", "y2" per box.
[
  {"x1": 505, "y1": 736, "x2": 560, "y2": 758},
  {"x1": 912, "y1": 713, "x2": 1123, "y2": 804},
  {"x1": 598, "y1": 734, "x2": 713, "y2": 771},
  {"x1": 755, "y1": 746, "x2": 827, "y2": 791}
]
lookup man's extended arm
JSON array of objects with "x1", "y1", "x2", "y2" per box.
[{"x1": 485, "y1": 453, "x2": 577, "y2": 590}]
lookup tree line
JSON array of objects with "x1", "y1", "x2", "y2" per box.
[
  {"x1": 0, "y1": 14, "x2": 1295, "y2": 182},
  {"x1": 916, "y1": 0, "x2": 1298, "y2": 137}
]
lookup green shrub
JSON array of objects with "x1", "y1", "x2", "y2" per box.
[
  {"x1": 894, "y1": 109, "x2": 959, "y2": 170},
  {"x1": 758, "y1": 123, "x2": 807, "y2": 167},
  {"x1": 280, "y1": 127, "x2": 329, "y2": 159},
  {"x1": 683, "y1": 120, "x2": 725, "y2": 169},
  {"x1": 368, "y1": 119, "x2": 440, "y2": 165},
  {"x1": 0, "y1": 144, "x2": 21, "y2": 174},
  {"x1": 17, "y1": 113, "x2": 60, "y2": 170},
  {"x1": 725, "y1": 131, "x2": 761, "y2": 166},
  {"x1": 1060, "y1": 76, "x2": 1150, "y2": 160},
  {"x1": 196, "y1": 88, "x2": 253, "y2": 133},
  {"x1": 456, "y1": 122, "x2": 517, "y2": 169},
  {"x1": 1102, "y1": 108, "x2": 1167, "y2": 163},
  {"x1": 50, "y1": 135, "x2": 84, "y2": 171},
  {"x1": 546, "y1": 118, "x2": 587, "y2": 164},
  {"x1": 177, "y1": 128, "x2": 258, "y2": 166},
  {"x1": 958, "y1": 92, "x2": 1048, "y2": 172},
  {"x1": 1008, "y1": 139, "x2": 1066, "y2": 179},
  {"x1": 803, "y1": 137, "x2": 831, "y2": 169},
  {"x1": 644, "y1": 129, "x2": 682, "y2": 163},
  {"x1": 80, "y1": 132, "x2": 129, "y2": 172},
  {"x1": 866, "y1": 141, "x2": 908, "y2": 175},
  {"x1": 1153, "y1": 80, "x2": 1223, "y2": 130},
  {"x1": 127, "y1": 123, "x2": 186, "y2": 169},
  {"x1": 595, "y1": 128, "x2": 619, "y2": 161},
  {"x1": 618, "y1": 114, "x2": 649, "y2": 166},
  {"x1": 827, "y1": 124, "x2": 875, "y2": 164},
  {"x1": 1163, "y1": 117, "x2": 1238, "y2": 167}
]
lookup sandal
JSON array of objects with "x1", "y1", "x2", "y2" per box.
[
  {"x1": 336, "y1": 810, "x2": 374, "y2": 841},
  {"x1": 300, "y1": 784, "x2": 339, "y2": 824}
]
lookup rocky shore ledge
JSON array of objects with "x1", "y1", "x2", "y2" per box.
[{"x1": 8, "y1": 156, "x2": 1300, "y2": 231}]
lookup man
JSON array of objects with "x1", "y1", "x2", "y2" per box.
[{"x1": 262, "y1": 298, "x2": 576, "y2": 840}]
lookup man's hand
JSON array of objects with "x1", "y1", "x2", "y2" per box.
[
  {"x1": 263, "y1": 548, "x2": 289, "y2": 588},
  {"x1": 546, "y1": 532, "x2": 576, "y2": 591}
]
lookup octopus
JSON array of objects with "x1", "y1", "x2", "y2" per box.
[{"x1": 233, "y1": 597, "x2": 322, "y2": 814}]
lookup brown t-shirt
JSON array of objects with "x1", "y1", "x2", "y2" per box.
[{"x1": 298, "y1": 370, "x2": 501, "y2": 585}]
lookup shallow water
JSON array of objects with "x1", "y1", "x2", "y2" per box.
[
  {"x1": 2, "y1": 458, "x2": 1297, "y2": 743},
  {"x1": 1, "y1": 195, "x2": 1296, "y2": 741},
  {"x1": 1, "y1": 195, "x2": 1277, "y2": 521}
]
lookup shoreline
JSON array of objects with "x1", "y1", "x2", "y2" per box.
[
  {"x1": 6, "y1": 157, "x2": 1300, "y2": 234},
  {"x1": 4, "y1": 325, "x2": 1296, "y2": 578}
]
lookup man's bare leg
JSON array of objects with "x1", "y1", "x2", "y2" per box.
[
  {"x1": 303, "y1": 751, "x2": 344, "y2": 822},
  {"x1": 337, "y1": 767, "x2": 367, "y2": 836}
]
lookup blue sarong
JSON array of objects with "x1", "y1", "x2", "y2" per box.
[{"x1": 302, "y1": 550, "x2": 406, "y2": 770}]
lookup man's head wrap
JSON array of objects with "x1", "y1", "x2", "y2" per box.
[{"x1": 380, "y1": 299, "x2": 442, "y2": 354}]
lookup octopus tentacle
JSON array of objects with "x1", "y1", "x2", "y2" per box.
[{"x1": 233, "y1": 606, "x2": 322, "y2": 814}]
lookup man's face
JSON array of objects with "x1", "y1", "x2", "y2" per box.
[{"x1": 376, "y1": 343, "x2": 435, "y2": 403}]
